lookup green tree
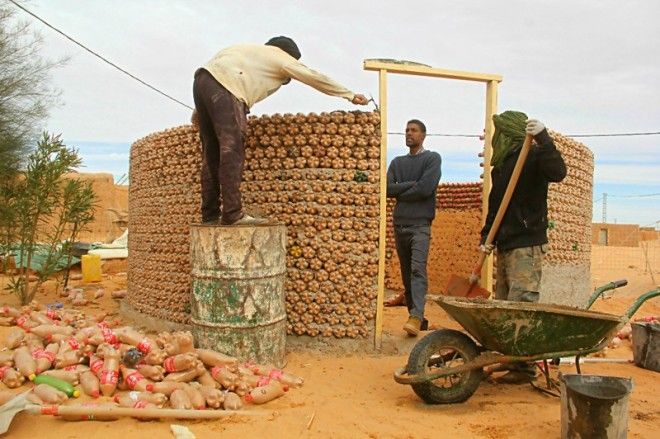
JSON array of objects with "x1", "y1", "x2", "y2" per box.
[
  {"x1": 1, "y1": 4, "x2": 67, "y2": 273},
  {"x1": 5, "y1": 133, "x2": 97, "y2": 305},
  {"x1": 0, "y1": 5, "x2": 65, "y2": 177}
]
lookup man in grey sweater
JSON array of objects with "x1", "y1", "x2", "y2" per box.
[{"x1": 387, "y1": 119, "x2": 442, "y2": 336}]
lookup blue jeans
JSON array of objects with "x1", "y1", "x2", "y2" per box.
[{"x1": 394, "y1": 224, "x2": 431, "y2": 319}]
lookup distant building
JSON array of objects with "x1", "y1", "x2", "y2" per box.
[{"x1": 592, "y1": 223, "x2": 659, "y2": 246}]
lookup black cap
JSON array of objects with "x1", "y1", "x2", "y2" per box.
[{"x1": 265, "y1": 36, "x2": 301, "y2": 60}]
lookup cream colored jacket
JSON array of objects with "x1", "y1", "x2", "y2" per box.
[{"x1": 203, "y1": 44, "x2": 355, "y2": 109}]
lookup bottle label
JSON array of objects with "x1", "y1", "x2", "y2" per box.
[
  {"x1": 137, "y1": 339, "x2": 152, "y2": 354},
  {"x1": 210, "y1": 366, "x2": 223, "y2": 379},
  {"x1": 15, "y1": 315, "x2": 29, "y2": 329},
  {"x1": 32, "y1": 349, "x2": 56, "y2": 363},
  {"x1": 99, "y1": 370, "x2": 118, "y2": 385},
  {"x1": 163, "y1": 357, "x2": 177, "y2": 373},
  {"x1": 67, "y1": 338, "x2": 81, "y2": 350},
  {"x1": 0, "y1": 365, "x2": 8, "y2": 379},
  {"x1": 41, "y1": 406, "x2": 59, "y2": 415},
  {"x1": 269, "y1": 369, "x2": 284, "y2": 380},
  {"x1": 100, "y1": 327, "x2": 118, "y2": 345},
  {"x1": 90, "y1": 359, "x2": 103, "y2": 375},
  {"x1": 125, "y1": 371, "x2": 145, "y2": 390}
]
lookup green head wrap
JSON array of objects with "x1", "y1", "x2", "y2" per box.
[{"x1": 491, "y1": 110, "x2": 527, "y2": 167}]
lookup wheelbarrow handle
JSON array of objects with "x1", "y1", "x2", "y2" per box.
[
  {"x1": 586, "y1": 279, "x2": 628, "y2": 309},
  {"x1": 612, "y1": 279, "x2": 628, "y2": 288},
  {"x1": 624, "y1": 288, "x2": 660, "y2": 319}
]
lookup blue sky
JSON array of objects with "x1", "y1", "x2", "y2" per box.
[
  {"x1": 72, "y1": 133, "x2": 659, "y2": 227},
  {"x1": 13, "y1": 0, "x2": 659, "y2": 228}
]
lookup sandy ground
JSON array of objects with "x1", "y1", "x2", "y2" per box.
[{"x1": 1, "y1": 256, "x2": 658, "y2": 439}]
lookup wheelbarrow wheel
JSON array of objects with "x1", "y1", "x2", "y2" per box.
[{"x1": 406, "y1": 329, "x2": 482, "y2": 404}]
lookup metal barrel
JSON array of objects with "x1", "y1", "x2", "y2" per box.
[
  {"x1": 189, "y1": 224, "x2": 287, "y2": 367},
  {"x1": 631, "y1": 322, "x2": 660, "y2": 372},
  {"x1": 561, "y1": 374, "x2": 633, "y2": 439}
]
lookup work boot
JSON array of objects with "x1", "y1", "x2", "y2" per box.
[
  {"x1": 496, "y1": 370, "x2": 536, "y2": 384},
  {"x1": 496, "y1": 362, "x2": 537, "y2": 384},
  {"x1": 403, "y1": 316, "x2": 422, "y2": 336},
  {"x1": 420, "y1": 318, "x2": 429, "y2": 331},
  {"x1": 223, "y1": 214, "x2": 269, "y2": 226}
]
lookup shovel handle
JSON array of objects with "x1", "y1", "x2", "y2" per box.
[
  {"x1": 483, "y1": 134, "x2": 533, "y2": 249},
  {"x1": 29, "y1": 404, "x2": 265, "y2": 420},
  {"x1": 471, "y1": 134, "x2": 533, "y2": 284},
  {"x1": 470, "y1": 252, "x2": 488, "y2": 282}
]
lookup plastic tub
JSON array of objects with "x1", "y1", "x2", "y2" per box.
[
  {"x1": 631, "y1": 322, "x2": 660, "y2": 372},
  {"x1": 81, "y1": 254, "x2": 102, "y2": 283}
]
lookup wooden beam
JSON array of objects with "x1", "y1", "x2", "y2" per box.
[
  {"x1": 374, "y1": 68, "x2": 388, "y2": 350},
  {"x1": 364, "y1": 59, "x2": 502, "y2": 83},
  {"x1": 480, "y1": 80, "x2": 498, "y2": 292}
]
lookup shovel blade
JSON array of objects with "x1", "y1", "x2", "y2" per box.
[
  {"x1": 0, "y1": 392, "x2": 31, "y2": 435},
  {"x1": 444, "y1": 274, "x2": 491, "y2": 299}
]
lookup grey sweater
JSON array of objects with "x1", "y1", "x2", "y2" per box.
[{"x1": 387, "y1": 150, "x2": 442, "y2": 225}]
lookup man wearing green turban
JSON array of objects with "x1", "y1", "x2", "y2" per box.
[
  {"x1": 490, "y1": 111, "x2": 529, "y2": 168},
  {"x1": 480, "y1": 112, "x2": 567, "y2": 383}
]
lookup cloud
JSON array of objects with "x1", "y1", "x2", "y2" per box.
[
  {"x1": 11, "y1": 0, "x2": 658, "y2": 224},
  {"x1": 594, "y1": 164, "x2": 660, "y2": 186},
  {"x1": 81, "y1": 153, "x2": 129, "y2": 161}
]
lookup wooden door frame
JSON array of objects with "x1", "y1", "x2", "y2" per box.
[{"x1": 363, "y1": 59, "x2": 503, "y2": 349}]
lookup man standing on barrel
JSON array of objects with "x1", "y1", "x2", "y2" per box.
[{"x1": 192, "y1": 36, "x2": 368, "y2": 225}]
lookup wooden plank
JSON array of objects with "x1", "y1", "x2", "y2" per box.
[
  {"x1": 364, "y1": 59, "x2": 502, "y2": 83},
  {"x1": 480, "y1": 80, "x2": 498, "y2": 292},
  {"x1": 374, "y1": 68, "x2": 388, "y2": 350}
]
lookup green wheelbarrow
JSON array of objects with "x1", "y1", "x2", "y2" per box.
[{"x1": 394, "y1": 280, "x2": 660, "y2": 404}]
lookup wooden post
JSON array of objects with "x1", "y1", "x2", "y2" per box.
[
  {"x1": 480, "y1": 80, "x2": 499, "y2": 292},
  {"x1": 375, "y1": 68, "x2": 388, "y2": 350}
]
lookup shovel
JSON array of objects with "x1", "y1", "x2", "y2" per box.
[
  {"x1": 0, "y1": 391, "x2": 265, "y2": 435},
  {"x1": 445, "y1": 134, "x2": 533, "y2": 298}
]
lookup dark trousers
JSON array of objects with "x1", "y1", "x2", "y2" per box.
[
  {"x1": 394, "y1": 224, "x2": 431, "y2": 319},
  {"x1": 192, "y1": 69, "x2": 247, "y2": 224}
]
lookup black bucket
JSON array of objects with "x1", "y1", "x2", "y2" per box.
[
  {"x1": 561, "y1": 374, "x2": 633, "y2": 439},
  {"x1": 631, "y1": 322, "x2": 660, "y2": 372}
]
